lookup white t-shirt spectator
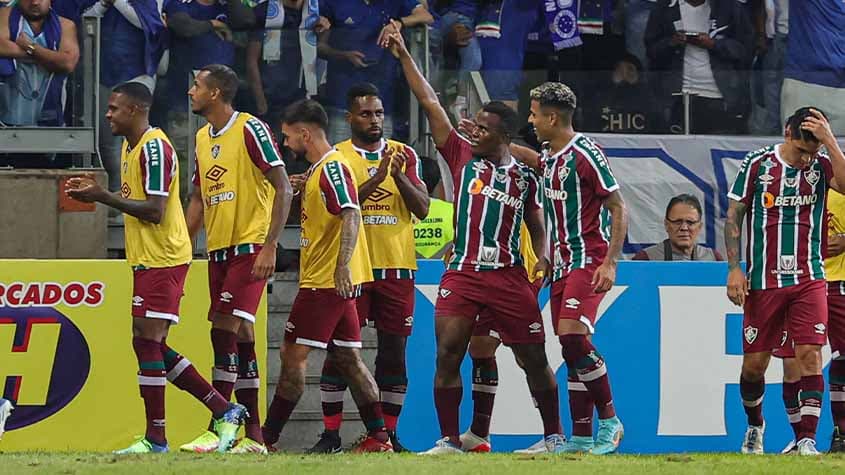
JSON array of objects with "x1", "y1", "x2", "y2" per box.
[{"x1": 680, "y1": 0, "x2": 722, "y2": 99}]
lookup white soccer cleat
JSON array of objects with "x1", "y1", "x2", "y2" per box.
[
  {"x1": 740, "y1": 423, "x2": 765, "y2": 454},
  {"x1": 421, "y1": 437, "x2": 464, "y2": 455},
  {"x1": 0, "y1": 398, "x2": 13, "y2": 439},
  {"x1": 797, "y1": 438, "x2": 820, "y2": 456},
  {"x1": 459, "y1": 430, "x2": 491, "y2": 453},
  {"x1": 781, "y1": 439, "x2": 797, "y2": 454},
  {"x1": 513, "y1": 438, "x2": 547, "y2": 454}
]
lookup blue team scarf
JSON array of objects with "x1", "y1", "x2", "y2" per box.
[
  {"x1": 475, "y1": 0, "x2": 504, "y2": 39},
  {"x1": 543, "y1": 0, "x2": 582, "y2": 50},
  {"x1": 0, "y1": 6, "x2": 66, "y2": 125},
  {"x1": 130, "y1": 0, "x2": 167, "y2": 77}
]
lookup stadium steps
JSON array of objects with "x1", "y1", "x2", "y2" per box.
[{"x1": 267, "y1": 273, "x2": 380, "y2": 451}]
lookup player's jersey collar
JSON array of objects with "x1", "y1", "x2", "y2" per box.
[
  {"x1": 547, "y1": 133, "x2": 582, "y2": 161},
  {"x1": 352, "y1": 138, "x2": 386, "y2": 159},
  {"x1": 209, "y1": 111, "x2": 240, "y2": 138}
]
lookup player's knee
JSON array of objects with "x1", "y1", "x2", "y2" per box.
[
  {"x1": 329, "y1": 347, "x2": 361, "y2": 373},
  {"x1": 741, "y1": 353, "x2": 770, "y2": 380},
  {"x1": 795, "y1": 345, "x2": 823, "y2": 374},
  {"x1": 512, "y1": 344, "x2": 549, "y2": 370},
  {"x1": 468, "y1": 336, "x2": 499, "y2": 359},
  {"x1": 557, "y1": 319, "x2": 589, "y2": 336}
]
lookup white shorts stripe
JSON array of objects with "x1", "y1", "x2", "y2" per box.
[
  {"x1": 331, "y1": 339, "x2": 362, "y2": 348},
  {"x1": 380, "y1": 391, "x2": 407, "y2": 405},
  {"x1": 579, "y1": 364, "x2": 607, "y2": 382},
  {"x1": 145, "y1": 310, "x2": 179, "y2": 324},
  {"x1": 166, "y1": 358, "x2": 191, "y2": 381},
  {"x1": 234, "y1": 378, "x2": 261, "y2": 390},
  {"x1": 321, "y1": 390, "x2": 346, "y2": 403},
  {"x1": 567, "y1": 381, "x2": 588, "y2": 392},
  {"x1": 212, "y1": 368, "x2": 238, "y2": 383},
  {"x1": 471, "y1": 383, "x2": 498, "y2": 394},
  {"x1": 138, "y1": 375, "x2": 167, "y2": 386},
  {"x1": 833, "y1": 350, "x2": 845, "y2": 361},
  {"x1": 295, "y1": 337, "x2": 328, "y2": 349},
  {"x1": 232, "y1": 309, "x2": 256, "y2": 323},
  {"x1": 579, "y1": 316, "x2": 595, "y2": 334}
]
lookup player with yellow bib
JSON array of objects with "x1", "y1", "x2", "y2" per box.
[
  {"x1": 826, "y1": 189, "x2": 845, "y2": 452},
  {"x1": 184, "y1": 65, "x2": 293, "y2": 454},
  {"x1": 305, "y1": 84, "x2": 430, "y2": 453},
  {"x1": 66, "y1": 82, "x2": 246, "y2": 455},
  {"x1": 263, "y1": 99, "x2": 394, "y2": 453}
]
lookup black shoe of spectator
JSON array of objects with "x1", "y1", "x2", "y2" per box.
[
  {"x1": 306, "y1": 431, "x2": 342, "y2": 454},
  {"x1": 388, "y1": 430, "x2": 409, "y2": 453},
  {"x1": 831, "y1": 427, "x2": 845, "y2": 453}
]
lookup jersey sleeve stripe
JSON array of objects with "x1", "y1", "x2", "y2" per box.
[
  {"x1": 728, "y1": 152, "x2": 765, "y2": 202},
  {"x1": 143, "y1": 138, "x2": 170, "y2": 196},
  {"x1": 244, "y1": 119, "x2": 284, "y2": 171},
  {"x1": 574, "y1": 142, "x2": 619, "y2": 193},
  {"x1": 403, "y1": 145, "x2": 424, "y2": 185},
  {"x1": 323, "y1": 160, "x2": 359, "y2": 210}
]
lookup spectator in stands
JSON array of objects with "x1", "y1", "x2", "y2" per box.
[
  {"x1": 317, "y1": 0, "x2": 433, "y2": 145},
  {"x1": 582, "y1": 52, "x2": 658, "y2": 133},
  {"x1": 477, "y1": 0, "x2": 540, "y2": 111},
  {"x1": 625, "y1": 0, "x2": 657, "y2": 70},
  {"x1": 0, "y1": 0, "x2": 79, "y2": 127},
  {"x1": 84, "y1": 0, "x2": 165, "y2": 192},
  {"x1": 748, "y1": 0, "x2": 787, "y2": 136},
  {"x1": 781, "y1": 0, "x2": 845, "y2": 135},
  {"x1": 632, "y1": 194, "x2": 722, "y2": 261},
  {"x1": 644, "y1": 0, "x2": 753, "y2": 135},
  {"x1": 430, "y1": 0, "x2": 481, "y2": 120}
]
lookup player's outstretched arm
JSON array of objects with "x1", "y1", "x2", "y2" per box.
[
  {"x1": 185, "y1": 185, "x2": 204, "y2": 244},
  {"x1": 509, "y1": 142, "x2": 541, "y2": 170},
  {"x1": 725, "y1": 199, "x2": 748, "y2": 306},
  {"x1": 385, "y1": 23, "x2": 453, "y2": 148},
  {"x1": 593, "y1": 190, "x2": 628, "y2": 293},
  {"x1": 334, "y1": 208, "x2": 361, "y2": 299},
  {"x1": 252, "y1": 166, "x2": 294, "y2": 280},
  {"x1": 65, "y1": 176, "x2": 166, "y2": 224}
]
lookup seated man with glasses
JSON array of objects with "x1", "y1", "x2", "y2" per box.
[{"x1": 633, "y1": 193, "x2": 722, "y2": 261}]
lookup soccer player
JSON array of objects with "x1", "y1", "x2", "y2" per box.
[
  {"x1": 181, "y1": 64, "x2": 293, "y2": 454},
  {"x1": 825, "y1": 189, "x2": 845, "y2": 453},
  {"x1": 65, "y1": 82, "x2": 246, "y2": 454},
  {"x1": 386, "y1": 27, "x2": 565, "y2": 455},
  {"x1": 307, "y1": 83, "x2": 429, "y2": 453},
  {"x1": 726, "y1": 108, "x2": 845, "y2": 456},
  {"x1": 261, "y1": 99, "x2": 393, "y2": 453},
  {"x1": 523, "y1": 82, "x2": 627, "y2": 455}
]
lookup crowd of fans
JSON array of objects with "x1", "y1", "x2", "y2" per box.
[{"x1": 1, "y1": 0, "x2": 844, "y2": 173}]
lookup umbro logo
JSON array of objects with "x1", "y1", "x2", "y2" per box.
[
  {"x1": 220, "y1": 291, "x2": 233, "y2": 303},
  {"x1": 205, "y1": 164, "x2": 227, "y2": 182},
  {"x1": 369, "y1": 187, "x2": 393, "y2": 203},
  {"x1": 565, "y1": 298, "x2": 580, "y2": 309},
  {"x1": 439, "y1": 288, "x2": 452, "y2": 299},
  {"x1": 815, "y1": 323, "x2": 826, "y2": 335},
  {"x1": 132, "y1": 296, "x2": 144, "y2": 307},
  {"x1": 404, "y1": 316, "x2": 414, "y2": 327},
  {"x1": 528, "y1": 322, "x2": 542, "y2": 334},
  {"x1": 121, "y1": 183, "x2": 131, "y2": 198},
  {"x1": 285, "y1": 321, "x2": 295, "y2": 332}
]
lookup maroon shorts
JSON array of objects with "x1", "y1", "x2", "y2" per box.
[
  {"x1": 358, "y1": 278, "x2": 416, "y2": 336},
  {"x1": 435, "y1": 267, "x2": 543, "y2": 345},
  {"x1": 743, "y1": 279, "x2": 828, "y2": 354},
  {"x1": 828, "y1": 281, "x2": 845, "y2": 356},
  {"x1": 132, "y1": 264, "x2": 189, "y2": 324},
  {"x1": 208, "y1": 247, "x2": 267, "y2": 323},
  {"x1": 550, "y1": 265, "x2": 605, "y2": 335},
  {"x1": 475, "y1": 277, "x2": 543, "y2": 340},
  {"x1": 285, "y1": 287, "x2": 362, "y2": 349},
  {"x1": 771, "y1": 330, "x2": 795, "y2": 359}
]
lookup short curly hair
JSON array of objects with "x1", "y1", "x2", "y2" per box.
[{"x1": 530, "y1": 82, "x2": 577, "y2": 112}]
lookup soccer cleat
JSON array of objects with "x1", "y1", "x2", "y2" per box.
[
  {"x1": 831, "y1": 427, "x2": 845, "y2": 453},
  {"x1": 388, "y1": 430, "x2": 409, "y2": 453},
  {"x1": 781, "y1": 439, "x2": 797, "y2": 454},
  {"x1": 513, "y1": 438, "x2": 547, "y2": 454},
  {"x1": 562, "y1": 436, "x2": 595, "y2": 454},
  {"x1": 459, "y1": 430, "x2": 491, "y2": 453},
  {"x1": 740, "y1": 423, "x2": 765, "y2": 454},
  {"x1": 0, "y1": 398, "x2": 13, "y2": 439},
  {"x1": 114, "y1": 437, "x2": 169, "y2": 454},
  {"x1": 592, "y1": 416, "x2": 624, "y2": 455},
  {"x1": 544, "y1": 434, "x2": 566, "y2": 454},
  {"x1": 421, "y1": 437, "x2": 464, "y2": 455},
  {"x1": 214, "y1": 403, "x2": 248, "y2": 453},
  {"x1": 229, "y1": 437, "x2": 269, "y2": 454},
  {"x1": 350, "y1": 435, "x2": 393, "y2": 453},
  {"x1": 306, "y1": 431, "x2": 343, "y2": 454},
  {"x1": 797, "y1": 438, "x2": 820, "y2": 456},
  {"x1": 179, "y1": 431, "x2": 219, "y2": 453}
]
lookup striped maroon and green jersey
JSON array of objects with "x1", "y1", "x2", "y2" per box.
[
  {"x1": 542, "y1": 134, "x2": 619, "y2": 281},
  {"x1": 438, "y1": 129, "x2": 542, "y2": 271},
  {"x1": 728, "y1": 144, "x2": 832, "y2": 290}
]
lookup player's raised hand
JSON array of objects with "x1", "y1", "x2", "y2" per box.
[
  {"x1": 591, "y1": 261, "x2": 616, "y2": 294},
  {"x1": 334, "y1": 264, "x2": 353, "y2": 299},
  {"x1": 389, "y1": 147, "x2": 406, "y2": 179},
  {"x1": 251, "y1": 245, "x2": 276, "y2": 280},
  {"x1": 377, "y1": 19, "x2": 402, "y2": 49},
  {"x1": 802, "y1": 109, "x2": 835, "y2": 145},
  {"x1": 289, "y1": 173, "x2": 306, "y2": 193},
  {"x1": 383, "y1": 24, "x2": 408, "y2": 58},
  {"x1": 65, "y1": 175, "x2": 104, "y2": 203},
  {"x1": 726, "y1": 267, "x2": 749, "y2": 307}
]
